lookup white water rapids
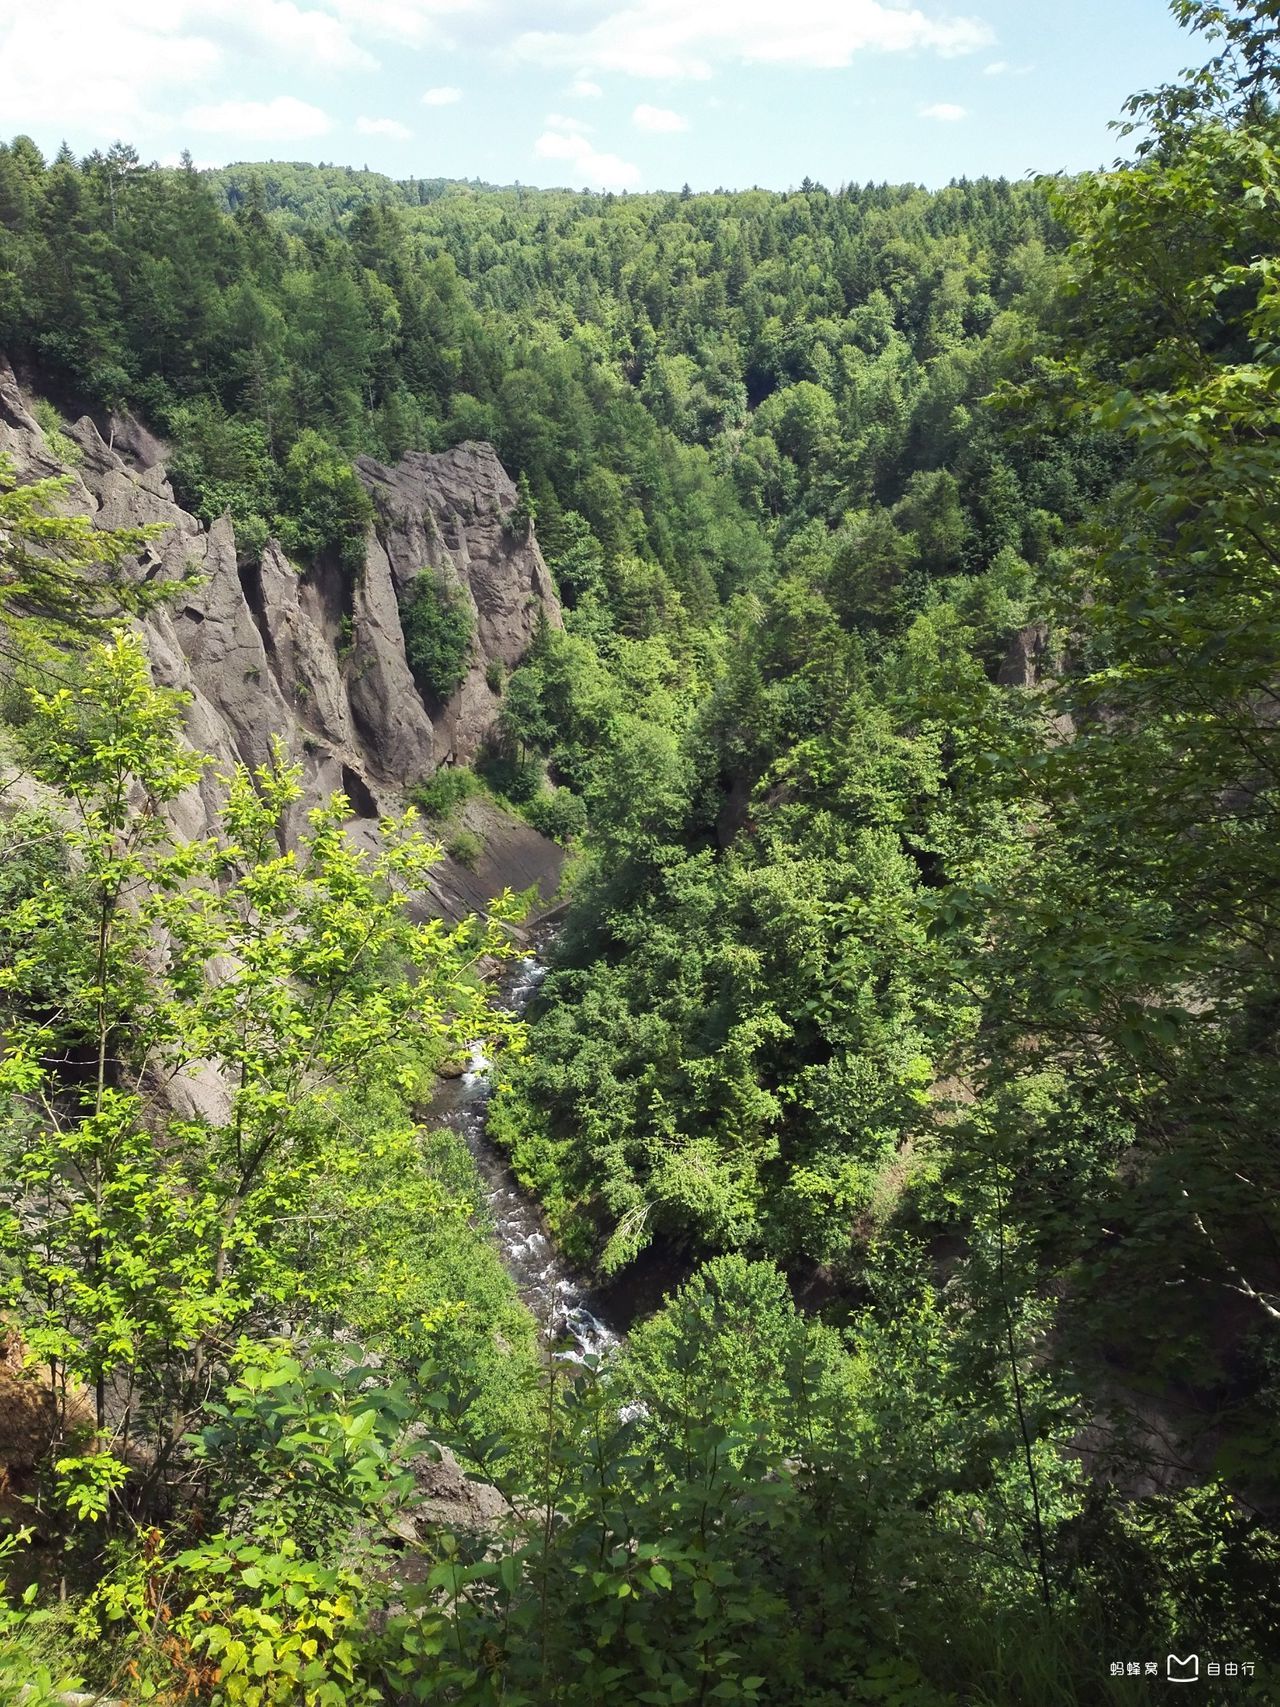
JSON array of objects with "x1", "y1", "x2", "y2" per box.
[{"x1": 428, "y1": 945, "x2": 622, "y2": 1361}]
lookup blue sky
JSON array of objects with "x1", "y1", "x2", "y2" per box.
[{"x1": 2, "y1": 0, "x2": 1198, "y2": 192}]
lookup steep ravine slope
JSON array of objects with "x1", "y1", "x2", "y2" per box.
[{"x1": 0, "y1": 359, "x2": 564, "y2": 921}]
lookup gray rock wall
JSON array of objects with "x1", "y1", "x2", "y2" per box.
[{"x1": 0, "y1": 359, "x2": 563, "y2": 914}]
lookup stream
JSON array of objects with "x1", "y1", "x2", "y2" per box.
[{"x1": 427, "y1": 942, "x2": 624, "y2": 1360}]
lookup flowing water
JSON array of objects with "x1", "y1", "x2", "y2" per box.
[{"x1": 427, "y1": 942, "x2": 623, "y2": 1360}]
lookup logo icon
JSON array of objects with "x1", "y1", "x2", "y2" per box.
[{"x1": 1167, "y1": 1654, "x2": 1200, "y2": 1684}]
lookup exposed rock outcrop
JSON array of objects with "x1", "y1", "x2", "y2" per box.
[
  {"x1": 357, "y1": 443, "x2": 560, "y2": 763},
  {"x1": 997, "y1": 621, "x2": 1075, "y2": 743},
  {"x1": 406, "y1": 1442, "x2": 509, "y2": 1535},
  {"x1": 0, "y1": 359, "x2": 564, "y2": 915},
  {"x1": 998, "y1": 621, "x2": 1052, "y2": 689},
  {"x1": 421, "y1": 795, "x2": 566, "y2": 924}
]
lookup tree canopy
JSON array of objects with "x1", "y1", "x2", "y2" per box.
[{"x1": 2, "y1": 3, "x2": 1279, "y2": 1701}]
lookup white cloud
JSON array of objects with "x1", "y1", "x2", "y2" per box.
[
  {"x1": 534, "y1": 127, "x2": 641, "y2": 189},
  {"x1": 983, "y1": 59, "x2": 1007, "y2": 75},
  {"x1": 321, "y1": 0, "x2": 477, "y2": 48},
  {"x1": 0, "y1": 0, "x2": 386, "y2": 148},
  {"x1": 357, "y1": 115, "x2": 414, "y2": 138},
  {"x1": 422, "y1": 84, "x2": 463, "y2": 105},
  {"x1": 213, "y1": 0, "x2": 377, "y2": 70},
  {"x1": 0, "y1": 1, "x2": 221, "y2": 138},
  {"x1": 186, "y1": 95, "x2": 333, "y2": 140},
  {"x1": 515, "y1": 0, "x2": 993, "y2": 80},
  {"x1": 570, "y1": 76, "x2": 604, "y2": 98},
  {"x1": 633, "y1": 102, "x2": 689, "y2": 133},
  {"x1": 919, "y1": 101, "x2": 967, "y2": 121},
  {"x1": 545, "y1": 112, "x2": 594, "y2": 133}
]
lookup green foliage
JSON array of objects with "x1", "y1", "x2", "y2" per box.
[
  {"x1": 0, "y1": 1529, "x2": 87, "y2": 1703},
  {"x1": 0, "y1": 453, "x2": 179, "y2": 654},
  {"x1": 409, "y1": 763, "x2": 481, "y2": 821},
  {"x1": 275, "y1": 429, "x2": 374, "y2": 572},
  {"x1": 490, "y1": 640, "x2": 980, "y2": 1265},
  {"x1": 506, "y1": 469, "x2": 537, "y2": 535},
  {"x1": 167, "y1": 398, "x2": 278, "y2": 556},
  {"x1": 173, "y1": 1542, "x2": 381, "y2": 1707},
  {"x1": 190, "y1": 1344, "x2": 416, "y2": 1546},
  {"x1": 6, "y1": 14, "x2": 1280, "y2": 1697},
  {"x1": 0, "y1": 632, "x2": 518, "y2": 1493},
  {"x1": 0, "y1": 132, "x2": 1074, "y2": 623},
  {"x1": 30, "y1": 396, "x2": 81, "y2": 465},
  {"x1": 53, "y1": 1449, "x2": 131, "y2": 1522},
  {"x1": 446, "y1": 825, "x2": 485, "y2": 868},
  {"x1": 401, "y1": 568, "x2": 474, "y2": 700},
  {"x1": 621, "y1": 1257, "x2": 849, "y2": 1463},
  {"x1": 930, "y1": 22, "x2": 1280, "y2": 1522},
  {"x1": 476, "y1": 738, "x2": 545, "y2": 806},
  {"x1": 523, "y1": 785, "x2": 587, "y2": 844},
  {"x1": 95, "y1": 1529, "x2": 388, "y2": 1707},
  {"x1": 286, "y1": 1065, "x2": 540, "y2": 1449}
]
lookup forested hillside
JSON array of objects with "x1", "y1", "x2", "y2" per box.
[{"x1": 1, "y1": 1, "x2": 1279, "y2": 1702}]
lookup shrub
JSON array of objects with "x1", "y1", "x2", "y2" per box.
[
  {"x1": 475, "y1": 742, "x2": 543, "y2": 805},
  {"x1": 503, "y1": 471, "x2": 537, "y2": 537},
  {"x1": 620, "y1": 1256, "x2": 850, "y2": 1464},
  {"x1": 275, "y1": 429, "x2": 374, "y2": 573},
  {"x1": 409, "y1": 765, "x2": 480, "y2": 823},
  {"x1": 443, "y1": 392, "x2": 501, "y2": 445},
  {"x1": 31, "y1": 398, "x2": 82, "y2": 468},
  {"x1": 401, "y1": 570, "x2": 474, "y2": 701},
  {"x1": 446, "y1": 827, "x2": 484, "y2": 869},
  {"x1": 0, "y1": 1528, "x2": 90, "y2": 1703},
  {"x1": 524, "y1": 787, "x2": 586, "y2": 845},
  {"x1": 165, "y1": 399, "x2": 277, "y2": 556}
]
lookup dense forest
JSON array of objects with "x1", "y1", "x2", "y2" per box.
[{"x1": 1, "y1": 1, "x2": 1279, "y2": 1701}]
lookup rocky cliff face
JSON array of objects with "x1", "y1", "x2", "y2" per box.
[
  {"x1": 0, "y1": 360, "x2": 563, "y2": 917},
  {"x1": 358, "y1": 444, "x2": 559, "y2": 767}
]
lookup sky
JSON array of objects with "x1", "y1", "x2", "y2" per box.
[{"x1": 0, "y1": 0, "x2": 1200, "y2": 193}]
